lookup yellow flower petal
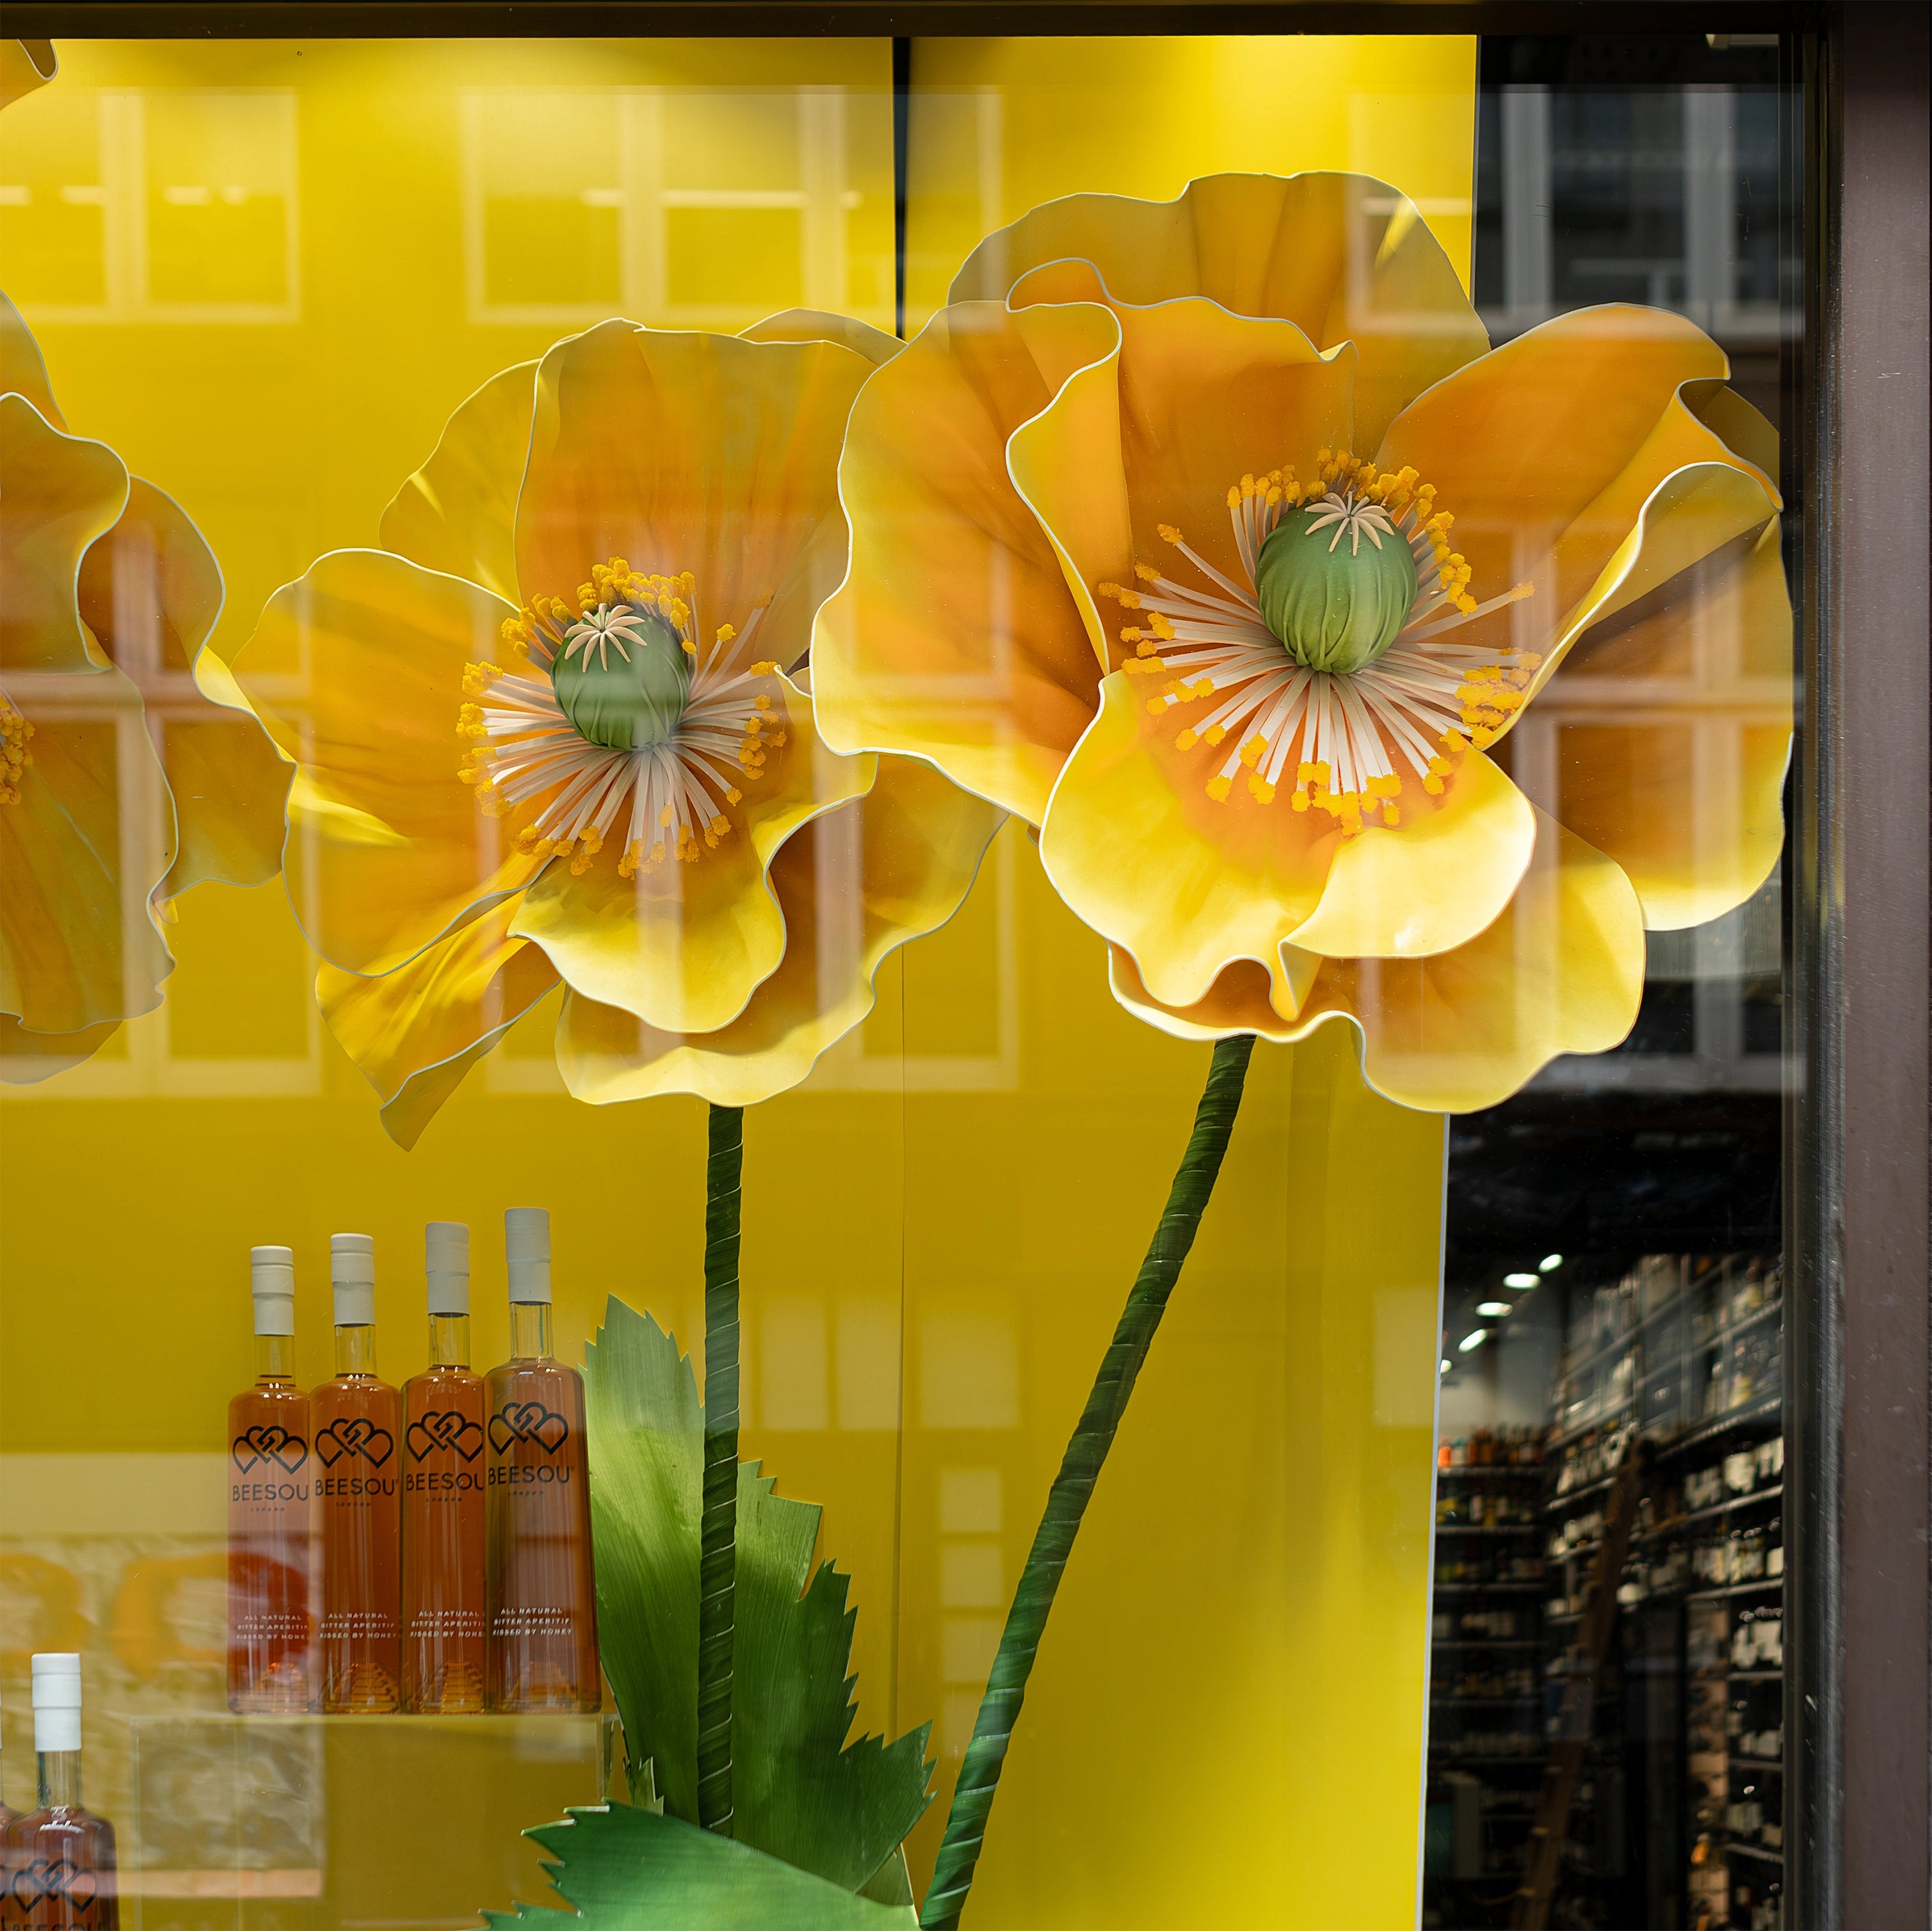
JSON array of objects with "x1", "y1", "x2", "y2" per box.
[
  {"x1": 955, "y1": 172, "x2": 1490, "y2": 450},
  {"x1": 318, "y1": 893, "x2": 560, "y2": 1150},
  {"x1": 1288, "y1": 749, "x2": 1535, "y2": 959},
  {"x1": 1018, "y1": 291, "x2": 1355, "y2": 630},
  {"x1": 378, "y1": 360, "x2": 536, "y2": 604},
  {"x1": 72, "y1": 472, "x2": 291, "y2": 895},
  {"x1": 1, "y1": 291, "x2": 62, "y2": 428},
  {"x1": 558, "y1": 755, "x2": 1002, "y2": 1106},
  {"x1": 0, "y1": 1013, "x2": 122, "y2": 1086},
  {"x1": 234, "y1": 548, "x2": 540, "y2": 974},
  {"x1": 1374, "y1": 306, "x2": 1734, "y2": 674},
  {"x1": 1039, "y1": 671, "x2": 1337, "y2": 1018},
  {"x1": 511, "y1": 675, "x2": 875, "y2": 1035},
  {"x1": 1550, "y1": 511, "x2": 1791, "y2": 931},
  {"x1": 0, "y1": 39, "x2": 56, "y2": 111},
  {"x1": 517, "y1": 321, "x2": 870, "y2": 669},
  {"x1": 740, "y1": 308, "x2": 903, "y2": 366},
  {"x1": 0, "y1": 686, "x2": 173, "y2": 1034},
  {"x1": 0, "y1": 393, "x2": 126, "y2": 674},
  {"x1": 1107, "y1": 810, "x2": 1645, "y2": 1112},
  {"x1": 812, "y1": 300, "x2": 1120, "y2": 823}
]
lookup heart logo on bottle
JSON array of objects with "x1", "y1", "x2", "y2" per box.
[
  {"x1": 316, "y1": 1416, "x2": 395, "y2": 1467},
  {"x1": 8, "y1": 1858, "x2": 96, "y2": 1906},
  {"x1": 489, "y1": 1402, "x2": 570, "y2": 1454},
  {"x1": 232, "y1": 1423, "x2": 309, "y2": 1474},
  {"x1": 406, "y1": 1410, "x2": 485, "y2": 1463}
]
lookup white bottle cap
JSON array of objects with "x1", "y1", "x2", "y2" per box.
[
  {"x1": 330, "y1": 1231, "x2": 376, "y2": 1328},
  {"x1": 426, "y1": 1221, "x2": 470, "y2": 1317},
  {"x1": 504, "y1": 1207, "x2": 551, "y2": 1304},
  {"x1": 251, "y1": 1245, "x2": 296, "y2": 1338},
  {"x1": 31, "y1": 1652, "x2": 82, "y2": 1754}
]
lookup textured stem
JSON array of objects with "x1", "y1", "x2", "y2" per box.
[
  {"x1": 696, "y1": 1102, "x2": 744, "y2": 1836},
  {"x1": 919, "y1": 1036, "x2": 1255, "y2": 1929}
]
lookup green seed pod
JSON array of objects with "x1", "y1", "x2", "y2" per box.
[
  {"x1": 1255, "y1": 506, "x2": 1418, "y2": 675},
  {"x1": 551, "y1": 604, "x2": 691, "y2": 751}
]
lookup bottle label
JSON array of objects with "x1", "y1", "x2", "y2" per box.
[
  {"x1": 406, "y1": 1410, "x2": 484, "y2": 1461},
  {"x1": 6, "y1": 1856, "x2": 107, "y2": 1913},
  {"x1": 316, "y1": 1416, "x2": 395, "y2": 1466},
  {"x1": 232, "y1": 1423, "x2": 308, "y2": 1473},
  {"x1": 488, "y1": 1401, "x2": 570, "y2": 1454}
]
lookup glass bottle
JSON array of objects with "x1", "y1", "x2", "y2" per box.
[
  {"x1": 314, "y1": 1233, "x2": 401, "y2": 1712},
  {"x1": 1, "y1": 1655, "x2": 118, "y2": 1930},
  {"x1": 226, "y1": 1246, "x2": 314, "y2": 1714},
  {"x1": 486, "y1": 1208, "x2": 600, "y2": 1711},
  {"x1": 402, "y1": 1222, "x2": 487, "y2": 1713}
]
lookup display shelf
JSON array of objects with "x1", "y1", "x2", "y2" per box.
[
  {"x1": 1725, "y1": 1670, "x2": 1785, "y2": 1683},
  {"x1": 1438, "y1": 1463, "x2": 1548, "y2": 1479},
  {"x1": 1549, "y1": 1468, "x2": 1623, "y2": 1508},
  {"x1": 1638, "y1": 1484, "x2": 1783, "y2": 1540},
  {"x1": 1430, "y1": 1695, "x2": 1539, "y2": 1708},
  {"x1": 1730, "y1": 1756, "x2": 1784, "y2": 1772},
  {"x1": 1723, "y1": 1840, "x2": 1785, "y2": 1865},
  {"x1": 1659, "y1": 1395, "x2": 1783, "y2": 1461},
  {"x1": 1686, "y1": 1578, "x2": 1783, "y2": 1603},
  {"x1": 1435, "y1": 1582, "x2": 1546, "y2": 1595},
  {"x1": 1435, "y1": 1523, "x2": 1541, "y2": 1536},
  {"x1": 1547, "y1": 1399, "x2": 1636, "y2": 1456},
  {"x1": 1431, "y1": 1640, "x2": 1543, "y2": 1651}
]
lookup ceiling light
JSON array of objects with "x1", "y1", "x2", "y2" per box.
[
  {"x1": 1440, "y1": 1358, "x2": 1453, "y2": 1373},
  {"x1": 1504, "y1": 1272, "x2": 1539, "y2": 1288},
  {"x1": 1457, "y1": 1330, "x2": 1486, "y2": 1353},
  {"x1": 1477, "y1": 1301, "x2": 1512, "y2": 1317},
  {"x1": 1540, "y1": 1254, "x2": 1563, "y2": 1272}
]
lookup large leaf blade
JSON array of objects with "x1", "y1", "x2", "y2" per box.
[
  {"x1": 479, "y1": 1804, "x2": 918, "y2": 1928},
  {"x1": 585, "y1": 1295, "x2": 933, "y2": 1891}
]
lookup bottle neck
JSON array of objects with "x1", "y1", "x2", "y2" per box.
[
  {"x1": 428, "y1": 1313, "x2": 471, "y2": 1368},
  {"x1": 254, "y1": 1334, "x2": 296, "y2": 1382},
  {"x1": 335, "y1": 1323, "x2": 378, "y2": 1377},
  {"x1": 36, "y1": 1749, "x2": 81, "y2": 1810},
  {"x1": 509, "y1": 1301, "x2": 553, "y2": 1361}
]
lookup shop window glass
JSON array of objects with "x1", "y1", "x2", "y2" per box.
[{"x1": 0, "y1": 28, "x2": 1803, "y2": 1931}]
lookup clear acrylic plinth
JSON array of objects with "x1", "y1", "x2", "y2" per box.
[{"x1": 125, "y1": 1711, "x2": 618, "y2": 1927}]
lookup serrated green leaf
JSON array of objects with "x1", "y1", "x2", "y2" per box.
[
  {"x1": 586, "y1": 1297, "x2": 933, "y2": 1891},
  {"x1": 482, "y1": 1806, "x2": 917, "y2": 1928},
  {"x1": 544, "y1": 1806, "x2": 918, "y2": 1927}
]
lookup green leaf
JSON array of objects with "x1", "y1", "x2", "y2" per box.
[
  {"x1": 480, "y1": 1804, "x2": 917, "y2": 1928},
  {"x1": 586, "y1": 1297, "x2": 933, "y2": 1891}
]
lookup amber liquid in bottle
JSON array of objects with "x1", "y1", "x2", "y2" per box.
[
  {"x1": 487, "y1": 1210, "x2": 599, "y2": 1711},
  {"x1": 227, "y1": 1247, "x2": 313, "y2": 1713},
  {"x1": 315, "y1": 1233, "x2": 401, "y2": 1712},
  {"x1": 403, "y1": 1222, "x2": 487, "y2": 1713},
  {"x1": 3, "y1": 1662, "x2": 117, "y2": 1931}
]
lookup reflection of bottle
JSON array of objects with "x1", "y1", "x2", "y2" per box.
[
  {"x1": 315, "y1": 1233, "x2": 402, "y2": 1713},
  {"x1": 1, "y1": 1692, "x2": 18, "y2": 1840},
  {"x1": 1, "y1": 1655, "x2": 118, "y2": 1929},
  {"x1": 487, "y1": 1208, "x2": 599, "y2": 1712},
  {"x1": 227, "y1": 1246, "x2": 313, "y2": 1713},
  {"x1": 403, "y1": 1222, "x2": 487, "y2": 1714}
]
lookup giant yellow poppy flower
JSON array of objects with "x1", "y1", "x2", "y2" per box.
[
  {"x1": 814, "y1": 174, "x2": 1790, "y2": 1111},
  {"x1": 234, "y1": 317, "x2": 1000, "y2": 1146},
  {"x1": 0, "y1": 295, "x2": 289, "y2": 1080}
]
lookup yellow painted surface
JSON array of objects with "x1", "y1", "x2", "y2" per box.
[{"x1": 0, "y1": 37, "x2": 1470, "y2": 1926}]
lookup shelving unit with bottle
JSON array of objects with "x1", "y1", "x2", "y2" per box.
[
  {"x1": 1535, "y1": 1253, "x2": 1783, "y2": 1931},
  {"x1": 1426, "y1": 1429, "x2": 1551, "y2": 1889}
]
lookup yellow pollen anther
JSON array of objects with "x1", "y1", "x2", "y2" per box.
[
  {"x1": 1157, "y1": 524, "x2": 1183, "y2": 545},
  {"x1": 1205, "y1": 775, "x2": 1232, "y2": 801}
]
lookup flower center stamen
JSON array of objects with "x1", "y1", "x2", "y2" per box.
[
  {"x1": 0, "y1": 697, "x2": 32, "y2": 806},
  {"x1": 457, "y1": 558, "x2": 784, "y2": 877},
  {"x1": 1099, "y1": 451, "x2": 1537, "y2": 835}
]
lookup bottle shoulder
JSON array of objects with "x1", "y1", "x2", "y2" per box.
[
  {"x1": 230, "y1": 1381, "x2": 309, "y2": 1417},
  {"x1": 405, "y1": 1365, "x2": 484, "y2": 1400},
  {"x1": 313, "y1": 1374, "x2": 401, "y2": 1414}
]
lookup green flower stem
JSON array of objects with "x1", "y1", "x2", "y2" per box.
[
  {"x1": 698, "y1": 1102, "x2": 745, "y2": 1836},
  {"x1": 919, "y1": 1035, "x2": 1256, "y2": 1929}
]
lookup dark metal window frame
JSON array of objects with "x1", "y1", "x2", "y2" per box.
[{"x1": 6, "y1": 6, "x2": 1924, "y2": 1925}]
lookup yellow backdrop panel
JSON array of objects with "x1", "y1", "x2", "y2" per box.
[{"x1": 0, "y1": 35, "x2": 1470, "y2": 1927}]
